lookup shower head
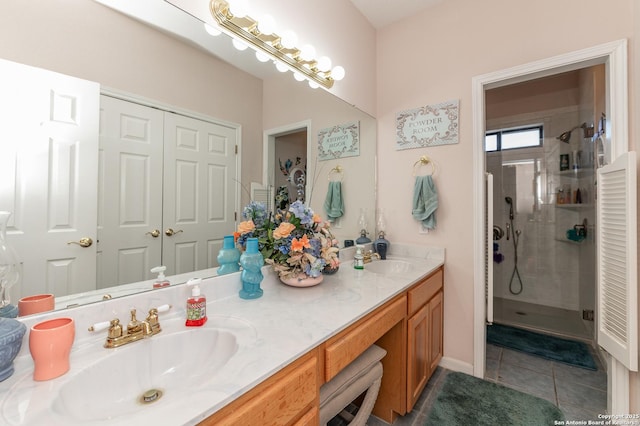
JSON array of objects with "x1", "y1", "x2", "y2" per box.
[
  {"x1": 557, "y1": 130, "x2": 574, "y2": 143},
  {"x1": 556, "y1": 123, "x2": 593, "y2": 143},
  {"x1": 505, "y1": 196, "x2": 512, "y2": 204}
]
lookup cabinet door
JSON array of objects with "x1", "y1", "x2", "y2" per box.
[
  {"x1": 406, "y1": 303, "x2": 429, "y2": 412},
  {"x1": 428, "y1": 291, "x2": 444, "y2": 374}
]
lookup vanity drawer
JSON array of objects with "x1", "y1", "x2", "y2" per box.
[
  {"x1": 408, "y1": 267, "x2": 443, "y2": 316},
  {"x1": 324, "y1": 295, "x2": 405, "y2": 382}
]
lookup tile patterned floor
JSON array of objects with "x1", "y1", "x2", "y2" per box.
[{"x1": 360, "y1": 343, "x2": 607, "y2": 425}]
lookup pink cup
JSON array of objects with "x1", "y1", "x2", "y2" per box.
[
  {"x1": 18, "y1": 294, "x2": 55, "y2": 317},
  {"x1": 29, "y1": 317, "x2": 75, "y2": 381}
]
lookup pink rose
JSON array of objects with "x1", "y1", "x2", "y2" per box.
[
  {"x1": 237, "y1": 220, "x2": 256, "y2": 234},
  {"x1": 274, "y1": 222, "x2": 296, "y2": 239}
]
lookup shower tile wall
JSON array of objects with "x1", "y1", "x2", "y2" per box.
[
  {"x1": 487, "y1": 150, "x2": 579, "y2": 310},
  {"x1": 489, "y1": 113, "x2": 595, "y2": 314}
]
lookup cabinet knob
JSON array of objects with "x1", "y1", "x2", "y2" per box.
[{"x1": 165, "y1": 228, "x2": 183, "y2": 236}]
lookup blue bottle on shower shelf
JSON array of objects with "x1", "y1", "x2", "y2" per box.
[
  {"x1": 239, "y1": 237, "x2": 264, "y2": 299},
  {"x1": 217, "y1": 235, "x2": 240, "y2": 275}
]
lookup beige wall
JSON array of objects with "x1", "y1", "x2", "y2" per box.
[
  {"x1": 263, "y1": 75, "x2": 377, "y2": 244},
  {"x1": 0, "y1": 0, "x2": 264, "y2": 192},
  {"x1": 375, "y1": 0, "x2": 635, "y2": 368}
]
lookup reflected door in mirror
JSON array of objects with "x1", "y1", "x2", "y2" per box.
[
  {"x1": 0, "y1": 59, "x2": 100, "y2": 300},
  {"x1": 97, "y1": 98, "x2": 239, "y2": 288},
  {"x1": 98, "y1": 96, "x2": 164, "y2": 289},
  {"x1": 162, "y1": 113, "x2": 238, "y2": 274}
]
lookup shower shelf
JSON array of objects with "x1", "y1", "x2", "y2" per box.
[
  {"x1": 555, "y1": 237, "x2": 585, "y2": 245},
  {"x1": 557, "y1": 169, "x2": 593, "y2": 179},
  {"x1": 555, "y1": 203, "x2": 593, "y2": 210}
]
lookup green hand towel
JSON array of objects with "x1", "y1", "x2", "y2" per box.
[
  {"x1": 412, "y1": 175, "x2": 438, "y2": 229},
  {"x1": 324, "y1": 181, "x2": 344, "y2": 221}
]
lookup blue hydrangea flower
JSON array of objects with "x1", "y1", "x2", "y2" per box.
[
  {"x1": 243, "y1": 201, "x2": 268, "y2": 226},
  {"x1": 289, "y1": 200, "x2": 314, "y2": 225}
]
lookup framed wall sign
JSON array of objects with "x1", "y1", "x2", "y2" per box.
[
  {"x1": 318, "y1": 121, "x2": 360, "y2": 161},
  {"x1": 396, "y1": 99, "x2": 459, "y2": 150}
]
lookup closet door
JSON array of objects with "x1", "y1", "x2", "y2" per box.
[
  {"x1": 98, "y1": 96, "x2": 164, "y2": 288},
  {"x1": 597, "y1": 151, "x2": 637, "y2": 371},
  {"x1": 163, "y1": 112, "x2": 238, "y2": 275},
  {"x1": 0, "y1": 59, "x2": 99, "y2": 299}
]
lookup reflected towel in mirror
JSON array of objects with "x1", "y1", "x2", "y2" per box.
[
  {"x1": 412, "y1": 175, "x2": 438, "y2": 230},
  {"x1": 324, "y1": 181, "x2": 344, "y2": 221}
]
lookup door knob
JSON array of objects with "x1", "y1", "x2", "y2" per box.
[
  {"x1": 165, "y1": 228, "x2": 183, "y2": 236},
  {"x1": 145, "y1": 229, "x2": 160, "y2": 238},
  {"x1": 67, "y1": 237, "x2": 93, "y2": 248}
]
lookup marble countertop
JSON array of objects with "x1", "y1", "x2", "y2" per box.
[{"x1": 0, "y1": 244, "x2": 444, "y2": 425}]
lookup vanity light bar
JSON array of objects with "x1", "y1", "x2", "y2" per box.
[{"x1": 209, "y1": 0, "x2": 336, "y2": 89}]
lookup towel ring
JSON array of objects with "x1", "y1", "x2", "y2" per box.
[
  {"x1": 328, "y1": 165, "x2": 344, "y2": 182},
  {"x1": 412, "y1": 156, "x2": 436, "y2": 176}
]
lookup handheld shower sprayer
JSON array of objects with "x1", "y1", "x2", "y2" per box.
[
  {"x1": 505, "y1": 196, "x2": 514, "y2": 220},
  {"x1": 503, "y1": 195, "x2": 523, "y2": 295}
]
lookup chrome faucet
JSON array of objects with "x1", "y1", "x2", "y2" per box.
[
  {"x1": 363, "y1": 250, "x2": 381, "y2": 264},
  {"x1": 89, "y1": 304, "x2": 171, "y2": 349}
]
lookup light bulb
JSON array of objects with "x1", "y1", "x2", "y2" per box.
[
  {"x1": 317, "y1": 56, "x2": 332, "y2": 72},
  {"x1": 300, "y1": 44, "x2": 316, "y2": 61},
  {"x1": 293, "y1": 72, "x2": 305, "y2": 82},
  {"x1": 275, "y1": 62, "x2": 289, "y2": 73},
  {"x1": 331, "y1": 66, "x2": 345, "y2": 81},
  {"x1": 232, "y1": 38, "x2": 248, "y2": 51},
  {"x1": 257, "y1": 15, "x2": 277, "y2": 35},
  {"x1": 280, "y1": 30, "x2": 298, "y2": 49},
  {"x1": 308, "y1": 81, "x2": 320, "y2": 89},
  {"x1": 255, "y1": 51, "x2": 270, "y2": 62},
  {"x1": 204, "y1": 23, "x2": 221, "y2": 36}
]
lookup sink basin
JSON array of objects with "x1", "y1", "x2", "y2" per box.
[
  {"x1": 365, "y1": 259, "x2": 414, "y2": 276},
  {"x1": 51, "y1": 327, "x2": 238, "y2": 422}
]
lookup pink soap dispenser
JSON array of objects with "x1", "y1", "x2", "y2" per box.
[
  {"x1": 185, "y1": 278, "x2": 207, "y2": 327},
  {"x1": 151, "y1": 266, "x2": 170, "y2": 289}
]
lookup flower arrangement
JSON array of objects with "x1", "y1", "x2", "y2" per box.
[{"x1": 235, "y1": 200, "x2": 340, "y2": 280}]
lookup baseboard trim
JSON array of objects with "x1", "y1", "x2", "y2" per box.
[{"x1": 438, "y1": 356, "x2": 474, "y2": 375}]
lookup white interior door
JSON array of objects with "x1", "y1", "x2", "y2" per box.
[
  {"x1": 163, "y1": 112, "x2": 237, "y2": 275},
  {"x1": 597, "y1": 151, "x2": 637, "y2": 371},
  {"x1": 97, "y1": 96, "x2": 164, "y2": 289},
  {"x1": 0, "y1": 58, "x2": 99, "y2": 299}
]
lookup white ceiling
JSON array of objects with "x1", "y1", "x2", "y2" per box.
[{"x1": 349, "y1": 0, "x2": 444, "y2": 29}]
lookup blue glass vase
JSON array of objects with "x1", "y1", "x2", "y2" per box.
[
  {"x1": 239, "y1": 238, "x2": 264, "y2": 299},
  {"x1": 217, "y1": 235, "x2": 240, "y2": 275}
]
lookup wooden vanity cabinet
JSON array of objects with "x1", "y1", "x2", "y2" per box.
[
  {"x1": 406, "y1": 267, "x2": 443, "y2": 412},
  {"x1": 200, "y1": 349, "x2": 320, "y2": 426},
  {"x1": 200, "y1": 265, "x2": 444, "y2": 425}
]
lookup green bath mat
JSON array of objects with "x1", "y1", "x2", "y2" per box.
[
  {"x1": 425, "y1": 372, "x2": 564, "y2": 426},
  {"x1": 487, "y1": 323, "x2": 597, "y2": 370}
]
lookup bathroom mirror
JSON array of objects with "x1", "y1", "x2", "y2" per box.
[{"x1": 0, "y1": 0, "x2": 376, "y2": 314}]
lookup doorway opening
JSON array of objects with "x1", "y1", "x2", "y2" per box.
[
  {"x1": 262, "y1": 121, "x2": 311, "y2": 212},
  {"x1": 472, "y1": 39, "x2": 631, "y2": 412},
  {"x1": 486, "y1": 68, "x2": 603, "y2": 342}
]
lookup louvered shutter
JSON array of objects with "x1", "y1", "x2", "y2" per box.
[{"x1": 597, "y1": 151, "x2": 637, "y2": 371}]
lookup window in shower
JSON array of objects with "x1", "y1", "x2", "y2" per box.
[{"x1": 485, "y1": 125, "x2": 543, "y2": 152}]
